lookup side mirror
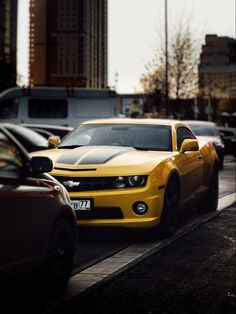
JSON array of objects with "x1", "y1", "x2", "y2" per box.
[
  {"x1": 30, "y1": 156, "x2": 53, "y2": 173},
  {"x1": 180, "y1": 139, "x2": 199, "y2": 153},
  {"x1": 219, "y1": 132, "x2": 225, "y2": 142},
  {"x1": 48, "y1": 135, "x2": 61, "y2": 148}
]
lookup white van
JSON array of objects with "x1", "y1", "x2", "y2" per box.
[{"x1": 0, "y1": 86, "x2": 119, "y2": 127}]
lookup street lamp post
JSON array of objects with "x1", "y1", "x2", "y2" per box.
[{"x1": 164, "y1": 0, "x2": 169, "y2": 117}]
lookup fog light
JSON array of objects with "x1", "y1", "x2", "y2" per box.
[{"x1": 133, "y1": 202, "x2": 148, "y2": 215}]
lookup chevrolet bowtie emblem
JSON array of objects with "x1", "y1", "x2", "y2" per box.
[{"x1": 62, "y1": 180, "x2": 81, "y2": 188}]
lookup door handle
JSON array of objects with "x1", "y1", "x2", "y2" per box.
[{"x1": 198, "y1": 154, "x2": 203, "y2": 160}]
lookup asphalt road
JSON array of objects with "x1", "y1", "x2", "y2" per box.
[{"x1": 58, "y1": 203, "x2": 236, "y2": 314}]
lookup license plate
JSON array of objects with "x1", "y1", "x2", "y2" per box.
[{"x1": 71, "y1": 199, "x2": 92, "y2": 211}]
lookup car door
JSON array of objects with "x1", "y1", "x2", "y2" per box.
[
  {"x1": 176, "y1": 127, "x2": 204, "y2": 205},
  {"x1": 0, "y1": 130, "x2": 47, "y2": 278}
]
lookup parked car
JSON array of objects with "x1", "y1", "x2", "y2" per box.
[
  {"x1": 31, "y1": 118, "x2": 219, "y2": 238},
  {"x1": 2, "y1": 123, "x2": 49, "y2": 152},
  {"x1": 217, "y1": 126, "x2": 236, "y2": 157},
  {"x1": 21, "y1": 123, "x2": 73, "y2": 139},
  {"x1": 184, "y1": 120, "x2": 225, "y2": 169},
  {"x1": 0, "y1": 125, "x2": 76, "y2": 292}
]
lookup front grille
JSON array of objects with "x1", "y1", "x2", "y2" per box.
[
  {"x1": 75, "y1": 207, "x2": 123, "y2": 220},
  {"x1": 54, "y1": 176, "x2": 117, "y2": 192}
]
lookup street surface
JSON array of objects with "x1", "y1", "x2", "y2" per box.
[
  {"x1": 2, "y1": 156, "x2": 235, "y2": 314},
  {"x1": 57, "y1": 203, "x2": 236, "y2": 314}
]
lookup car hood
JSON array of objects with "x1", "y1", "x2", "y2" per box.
[
  {"x1": 196, "y1": 135, "x2": 223, "y2": 146},
  {"x1": 31, "y1": 145, "x2": 175, "y2": 173}
]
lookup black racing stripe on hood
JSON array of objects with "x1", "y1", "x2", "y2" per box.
[{"x1": 57, "y1": 146, "x2": 135, "y2": 165}]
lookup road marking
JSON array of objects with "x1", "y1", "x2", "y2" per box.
[{"x1": 46, "y1": 192, "x2": 236, "y2": 312}]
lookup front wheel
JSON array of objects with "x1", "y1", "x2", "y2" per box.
[
  {"x1": 44, "y1": 219, "x2": 75, "y2": 293},
  {"x1": 200, "y1": 166, "x2": 219, "y2": 212},
  {"x1": 159, "y1": 177, "x2": 179, "y2": 238},
  {"x1": 207, "y1": 167, "x2": 219, "y2": 211}
]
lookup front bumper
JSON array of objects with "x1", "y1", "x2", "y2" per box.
[{"x1": 69, "y1": 187, "x2": 164, "y2": 228}]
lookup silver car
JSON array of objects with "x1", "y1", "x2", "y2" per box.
[{"x1": 184, "y1": 120, "x2": 225, "y2": 170}]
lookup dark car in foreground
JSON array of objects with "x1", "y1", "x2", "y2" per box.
[
  {"x1": 0, "y1": 126, "x2": 76, "y2": 292},
  {"x1": 2, "y1": 123, "x2": 49, "y2": 152},
  {"x1": 184, "y1": 120, "x2": 225, "y2": 169}
]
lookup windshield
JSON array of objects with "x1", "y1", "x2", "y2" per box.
[
  {"x1": 187, "y1": 124, "x2": 218, "y2": 137},
  {"x1": 58, "y1": 124, "x2": 172, "y2": 151}
]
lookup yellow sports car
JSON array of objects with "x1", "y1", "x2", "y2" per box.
[{"x1": 31, "y1": 119, "x2": 219, "y2": 237}]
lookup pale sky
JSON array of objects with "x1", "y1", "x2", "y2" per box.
[{"x1": 17, "y1": 0, "x2": 236, "y2": 93}]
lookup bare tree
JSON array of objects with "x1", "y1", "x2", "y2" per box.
[
  {"x1": 140, "y1": 19, "x2": 200, "y2": 112},
  {"x1": 169, "y1": 24, "x2": 199, "y2": 99}
]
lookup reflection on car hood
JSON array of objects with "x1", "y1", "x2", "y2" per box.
[{"x1": 30, "y1": 146, "x2": 174, "y2": 168}]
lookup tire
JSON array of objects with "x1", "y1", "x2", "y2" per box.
[
  {"x1": 219, "y1": 156, "x2": 224, "y2": 170},
  {"x1": 159, "y1": 177, "x2": 179, "y2": 238},
  {"x1": 44, "y1": 219, "x2": 75, "y2": 293},
  {"x1": 201, "y1": 166, "x2": 219, "y2": 212}
]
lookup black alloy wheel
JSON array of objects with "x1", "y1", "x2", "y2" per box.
[
  {"x1": 199, "y1": 166, "x2": 219, "y2": 213},
  {"x1": 44, "y1": 219, "x2": 75, "y2": 293},
  {"x1": 159, "y1": 177, "x2": 179, "y2": 238},
  {"x1": 207, "y1": 167, "x2": 219, "y2": 211}
]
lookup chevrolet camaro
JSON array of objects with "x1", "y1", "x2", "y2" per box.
[{"x1": 31, "y1": 119, "x2": 219, "y2": 237}]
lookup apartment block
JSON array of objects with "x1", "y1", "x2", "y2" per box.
[
  {"x1": 0, "y1": 0, "x2": 18, "y2": 89},
  {"x1": 198, "y1": 34, "x2": 236, "y2": 99},
  {"x1": 29, "y1": 0, "x2": 108, "y2": 88}
]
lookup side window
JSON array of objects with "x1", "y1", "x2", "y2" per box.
[
  {"x1": 28, "y1": 99, "x2": 68, "y2": 118},
  {"x1": 0, "y1": 131, "x2": 23, "y2": 177},
  {"x1": 177, "y1": 127, "x2": 195, "y2": 150},
  {"x1": 0, "y1": 98, "x2": 18, "y2": 119}
]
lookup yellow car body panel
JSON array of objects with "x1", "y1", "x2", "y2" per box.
[{"x1": 31, "y1": 119, "x2": 218, "y2": 230}]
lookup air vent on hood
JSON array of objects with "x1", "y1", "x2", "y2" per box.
[{"x1": 54, "y1": 167, "x2": 97, "y2": 171}]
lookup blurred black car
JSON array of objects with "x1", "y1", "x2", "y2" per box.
[
  {"x1": 21, "y1": 123, "x2": 73, "y2": 139},
  {"x1": 0, "y1": 125, "x2": 76, "y2": 292},
  {"x1": 184, "y1": 120, "x2": 225, "y2": 170},
  {"x1": 217, "y1": 126, "x2": 236, "y2": 157},
  {"x1": 2, "y1": 123, "x2": 49, "y2": 152}
]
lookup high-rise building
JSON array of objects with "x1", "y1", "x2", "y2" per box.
[
  {"x1": 0, "y1": 0, "x2": 18, "y2": 91},
  {"x1": 29, "y1": 0, "x2": 108, "y2": 88},
  {"x1": 198, "y1": 35, "x2": 236, "y2": 99}
]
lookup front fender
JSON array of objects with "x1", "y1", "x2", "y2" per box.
[{"x1": 152, "y1": 157, "x2": 181, "y2": 191}]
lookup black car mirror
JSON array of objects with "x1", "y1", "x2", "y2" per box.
[
  {"x1": 219, "y1": 132, "x2": 225, "y2": 142},
  {"x1": 30, "y1": 156, "x2": 53, "y2": 173}
]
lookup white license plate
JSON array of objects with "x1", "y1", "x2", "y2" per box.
[{"x1": 71, "y1": 200, "x2": 91, "y2": 211}]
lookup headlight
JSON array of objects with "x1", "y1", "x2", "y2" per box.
[
  {"x1": 213, "y1": 140, "x2": 224, "y2": 149},
  {"x1": 114, "y1": 175, "x2": 147, "y2": 188}
]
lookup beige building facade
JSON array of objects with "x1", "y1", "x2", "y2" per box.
[{"x1": 198, "y1": 35, "x2": 236, "y2": 99}]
